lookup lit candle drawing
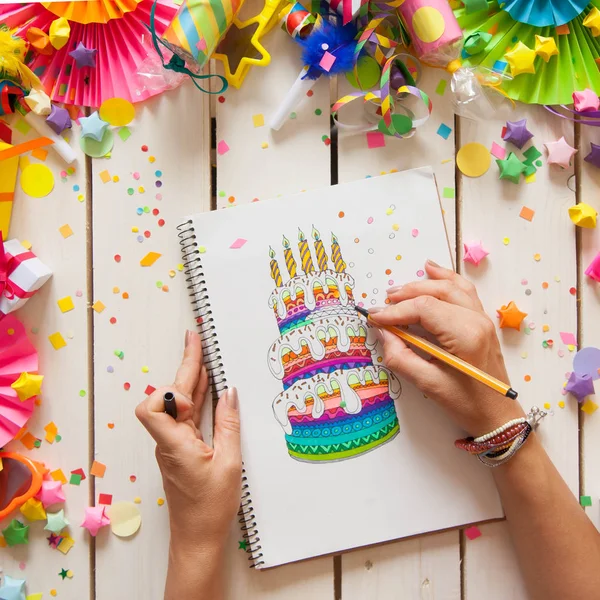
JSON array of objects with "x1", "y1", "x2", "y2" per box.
[
  {"x1": 331, "y1": 233, "x2": 346, "y2": 273},
  {"x1": 282, "y1": 235, "x2": 297, "y2": 278},
  {"x1": 298, "y1": 229, "x2": 315, "y2": 274},
  {"x1": 312, "y1": 225, "x2": 328, "y2": 271},
  {"x1": 269, "y1": 246, "x2": 283, "y2": 287}
]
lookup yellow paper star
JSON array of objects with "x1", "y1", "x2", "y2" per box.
[
  {"x1": 505, "y1": 41, "x2": 536, "y2": 77},
  {"x1": 584, "y1": 7, "x2": 600, "y2": 37},
  {"x1": 568, "y1": 203, "x2": 598, "y2": 228},
  {"x1": 11, "y1": 372, "x2": 44, "y2": 402},
  {"x1": 534, "y1": 35, "x2": 558, "y2": 62}
]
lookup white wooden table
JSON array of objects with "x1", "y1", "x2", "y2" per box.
[{"x1": 4, "y1": 34, "x2": 599, "y2": 599}]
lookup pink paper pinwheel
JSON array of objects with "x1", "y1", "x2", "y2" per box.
[
  {"x1": 0, "y1": 315, "x2": 39, "y2": 447},
  {"x1": 0, "y1": 0, "x2": 182, "y2": 107}
]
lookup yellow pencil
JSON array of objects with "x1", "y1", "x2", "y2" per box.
[{"x1": 356, "y1": 306, "x2": 518, "y2": 400}]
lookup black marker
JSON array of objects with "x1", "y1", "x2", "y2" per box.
[{"x1": 163, "y1": 391, "x2": 178, "y2": 419}]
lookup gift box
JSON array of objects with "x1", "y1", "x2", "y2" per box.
[{"x1": 0, "y1": 237, "x2": 52, "y2": 319}]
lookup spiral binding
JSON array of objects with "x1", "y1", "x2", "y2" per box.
[{"x1": 177, "y1": 220, "x2": 264, "y2": 568}]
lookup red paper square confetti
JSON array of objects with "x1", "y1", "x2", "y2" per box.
[
  {"x1": 464, "y1": 526, "x2": 482, "y2": 540},
  {"x1": 98, "y1": 493, "x2": 113, "y2": 505},
  {"x1": 145, "y1": 385, "x2": 156, "y2": 396}
]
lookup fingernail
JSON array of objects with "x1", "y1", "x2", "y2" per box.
[
  {"x1": 368, "y1": 306, "x2": 384, "y2": 314},
  {"x1": 226, "y1": 387, "x2": 239, "y2": 410},
  {"x1": 426, "y1": 259, "x2": 441, "y2": 268},
  {"x1": 185, "y1": 330, "x2": 193, "y2": 347},
  {"x1": 386, "y1": 285, "x2": 402, "y2": 294}
]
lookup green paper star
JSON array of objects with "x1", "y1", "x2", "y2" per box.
[
  {"x1": 59, "y1": 568, "x2": 69, "y2": 580},
  {"x1": 238, "y1": 540, "x2": 248, "y2": 551},
  {"x1": 496, "y1": 152, "x2": 526, "y2": 184},
  {"x1": 45, "y1": 508, "x2": 70, "y2": 534},
  {"x1": 2, "y1": 519, "x2": 29, "y2": 546}
]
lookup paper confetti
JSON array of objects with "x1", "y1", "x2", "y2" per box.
[
  {"x1": 57, "y1": 296, "x2": 75, "y2": 313},
  {"x1": 229, "y1": 238, "x2": 247, "y2": 249},
  {"x1": 58, "y1": 224, "x2": 73, "y2": 239},
  {"x1": 519, "y1": 206, "x2": 535, "y2": 221},
  {"x1": 464, "y1": 526, "x2": 482, "y2": 540},
  {"x1": 217, "y1": 140, "x2": 230, "y2": 155},
  {"x1": 92, "y1": 301, "x2": 106, "y2": 313},
  {"x1": 140, "y1": 252, "x2": 161, "y2": 266},
  {"x1": 366, "y1": 132, "x2": 386, "y2": 149},
  {"x1": 437, "y1": 123, "x2": 452, "y2": 140},
  {"x1": 108, "y1": 501, "x2": 142, "y2": 537},
  {"x1": 252, "y1": 114, "x2": 265, "y2": 128},
  {"x1": 319, "y1": 51, "x2": 337, "y2": 72},
  {"x1": 99, "y1": 170, "x2": 111, "y2": 183},
  {"x1": 490, "y1": 142, "x2": 506, "y2": 160},
  {"x1": 90, "y1": 461, "x2": 106, "y2": 478},
  {"x1": 48, "y1": 332, "x2": 67, "y2": 350},
  {"x1": 560, "y1": 332, "x2": 577, "y2": 346},
  {"x1": 44, "y1": 422, "x2": 58, "y2": 443}
]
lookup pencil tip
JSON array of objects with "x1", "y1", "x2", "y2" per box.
[{"x1": 355, "y1": 306, "x2": 369, "y2": 318}]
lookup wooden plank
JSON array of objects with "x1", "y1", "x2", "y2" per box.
[
  {"x1": 336, "y1": 67, "x2": 461, "y2": 597},
  {"x1": 459, "y1": 106, "x2": 579, "y2": 597},
  {"x1": 4, "y1": 120, "x2": 91, "y2": 597},
  {"x1": 215, "y1": 14, "x2": 334, "y2": 595},
  {"x1": 92, "y1": 83, "x2": 211, "y2": 599},
  {"x1": 579, "y1": 123, "x2": 600, "y2": 530}
]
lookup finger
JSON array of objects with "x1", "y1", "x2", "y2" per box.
[
  {"x1": 425, "y1": 260, "x2": 484, "y2": 310},
  {"x1": 192, "y1": 365, "x2": 209, "y2": 430},
  {"x1": 135, "y1": 387, "x2": 193, "y2": 447},
  {"x1": 213, "y1": 388, "x2": 242, "y2": 471},
  {"x1": 387, "y1": 279, "x2": 477, "y2": 310},
  {"x1": 378, "y1": 329, "x2": 443, "y2": 395},
  {"x1": 173, "y1": 330, "x2": 202, "y2": 397}
]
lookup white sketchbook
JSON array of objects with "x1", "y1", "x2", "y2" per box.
[{"x1": 178, "y1": 167, "x2": 503, "y2": 569}]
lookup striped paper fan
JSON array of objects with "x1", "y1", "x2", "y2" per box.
[
  {"x1": 456, "y1": 0, "x2": 600, "y2": 105},
  {"x1": 0, "y1": 0, "x2": 180, "y2": 107},
  {"x1": 501, "y1": 0, "x2": 590, "y2": 27},
  {"x1": 42, "y1": 0, "x2": 144, "y2": 25},
  {"x1": 0, "y1": 315, "x2": 37, "y2": 449}
]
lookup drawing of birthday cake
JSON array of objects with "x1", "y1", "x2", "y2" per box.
[{"x1": 268, "y1": 227, "x2": 401, "y2": 463}]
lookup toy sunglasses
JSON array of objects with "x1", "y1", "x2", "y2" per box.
[{"x1": 0, "y1": 452, "x2": 46, "y2": 521}]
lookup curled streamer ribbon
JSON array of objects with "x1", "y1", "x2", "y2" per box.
[
  {"x1": 544, "y1": 105, "x2": 600, "y2": 127},
  {"x1": 0, "y1": 237, "x2": 15, "y2": 301},
  {"x1": 147, "y1": 0, "x2": 228, "y2": 95}
]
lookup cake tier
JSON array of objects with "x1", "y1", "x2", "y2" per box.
[
  {"x1": 272, "y1": 366, "x2": 401, "y2": 435},
  {"x1": 269, "y1": 271, "x2": 355, "y2": 334},
  {"x1": 285, "y1": 393, "x2": 399, "y2": 462},
  {"x1": 267, "y1": 315, "x2": 377, "y2": 385}
]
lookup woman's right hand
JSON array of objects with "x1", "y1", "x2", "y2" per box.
[{"x1": 371, "y1": 260, "x2": 525, "y2": 437}]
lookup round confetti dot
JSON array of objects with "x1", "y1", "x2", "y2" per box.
[
  {"x1": 218, "y1": 96, "x2": 225, "y2": 103},
  {"x1": 141, "y1": 366, "x2": 149, "y2": 373},
  {"x1": 524, "y1": 375, "x2": 531, "y2": 382},
  {"x1": 51, "y1": 590, "x2": 57, "y2": 597},
  {"x1": 396, "y1": 255, "x2": 402, "y2": 260},
  {"x1": 156, "y1": 194, "x2": 162, "y2": 201},
  {"x1": 392, "y1": 224, "x2": 399, "y2": 231},
  {"x1": 542, "y1": 282, "x2": 549, "y2": 289},
  {"x1": 99, "y1": 97, "x2": 135, "y2": 126},
  {"x1": 137, "y1": 235, "x2": 144, "y2": 243},
  {"x1": 113, "y1": 175, "x2": 120, "y2": 183},
  {"x1": 323, "y1": 138, "x2": 331, "y2": 146},
  {"x1": 569, "y1": 287, "x2": 577, "y2": 295},
  {"x1": 372, "y1": 288, "x2": 379, "y2": 294},
  {"x1": 199, "y1": 245, "x2": 206, "y2": 253},
  {"x1": 124, "y1": 382, "x2": 131, "y2": 390},
  {"x1": 412, "y1": 7, "x2": 445, "y2": 43},
  {"x1": 162, "y1": 285, "x2": 169, "y2": 292},
  {"x1": 156, "y1": 281, "x2": 163, "y2": 289},
  {"x1": 122, "y1": 292, "x2": 129, "y2": 299},
  {"x1": 144, "y1": 231, "x2": 151, "y2": 238},
  {"x1": 348, "y1": 262, "x2": 355, "y2": 268},
  {"x1": 525, "y1": 289, "x2": 532, "y2": 295},
  {"x1": 130, "y1": 475, "x2": 137, "y2": 482},
  {"x1": 290, "y1": 112, "x2": 297, "y2": 119},
  {"x1": 521, "y1": 352, "x2": 528, "y2": 359},
  {"x1": 156, "y1": 181, "x2": 162, "y2": 188},
  {"x1": 366, "y1": 272, "x2": 372, "y2": 278},
  {"x1": 543, "y1": 402, "x2": 551, "y2": 410},
  {"x1": 456, "y1": 143, "x2": 492, "y2": 178},
  {"x1": 73, "y1": 184, "x2": 80, "y2": 192},
  {"x1": 114, "y1": 254, "x2": 121, "y2": 263},
  {"x1": 79, "y1": 390, "x2": 86, "y2": 397},
  {"x1": 307, "y1": 90, "x2": 314, "y2": 97},
  {"x1": 152, "y1": 208, "x2": 159, "y2": 216},
  {"x1": 143, "y1": 206, "x2": 150, "y2": 213},
  {"x1": 107, "y1": 366, "x2": 114, "y2": 373},
  {"x1": 169, "y1": 270, "x2": 176, "y2": 278},
  {"x1": 389, "y1": 233, "x2": 395, "y2": 239},
  {"x1": 128, "y1": 188, "x2": 135, "y2": 196},
  {"x1": 113, "y1": 286, "x2": 120, "y2": 293},
  {"x1": 133, "y1": 172, "x2": 140, "y2": 180},
  {"x1": 261, "y1": 142, "x2": 269, "y2": 149},
  {"x1": 134, "y1": 497, "x2": 142, "y2": 504},
  {"x1": 385, "y1": 269, "x2": 392, "y2": 275},
  {"x1": 417, "y1": 270, "x2": 425, "y2": 277},
  {"x1": 338, "y1": 211, "x2": 345, "y2": 218},
  {"x1": 18, "y1": 562, "x2": 25, "y2": 570},
  {"x1": 534, "y1": 253, "x2": 541, "y2": 261},
  {"x1": 158, "y1": 219, "x2": 165, "y2": 227},
  {"x1": 361, "y1": 293, "x2": 367, "y2": 298},
  {"x1": 367, "y1": 216, "x2": 374, "y2": 224},
  {"x1": 228, "y1": 196, "x2": 235, "y2": 204},
  {"x1": 412, "y1": 229, "x2": 419, "y2": 237},
  {"x1": 157, "y1": 497, "x2": 165, "y2": 506},
  {"x1": 368, "y1": 248, "x2": 374, "y2": 254},
  {"x1": 370, "y1": 299, "x2": 376, "y2": 305},
  {"x1": 60, "y1": 171, "x2": 67, "y2": 178},
  {"x1": 345, "y1": 54, "x2": 381, "y2": 90},
  {"x1": 80, "y1": 128, "x2": 114, "y2": 158},
  {"x1": 315, "y1": 108, "x2": 322, "y2": 116},
  {"x1": 503, "y1": 237, "x2": 510, "y2": 245},
  {"x1": 521, "y1": 279, "x2": 528, "y2": 285},
  {"x1": 108, "y1": 423, "x2": 115, "y2": 429},
  {"x1": 558, "y1": 401, "x2": 565, "y2": 409},
  {"x1": 149, "y1": 156, "x2": 156, "y2": 163},
  {"x1": 388, "y1": 279, "x2": 394, "y2": 285},
  {"x1": 535, "y1": 160, "x2": 543, "y2": 167},
  {"x1": 77, "y1": 195, "x2": 84, "y2": 203},
  {"x1": 155, "y1": 170, "x2": 162, "y2": 177},
  {"x1": 354, "y1": 238, "x2": 360, "y2": 243},
  {"x1": 20, "y1": 163, "x2": 55, "y2": 197},
  {"x1": 138, "y1": 186, "x2": 145, "y2": 193},
  {"x1": 136, "y1": 208, "x2": 143, "y2": 215},
  {"x1": 110, "y1": 317, "x2": 117, "y2": 324}
]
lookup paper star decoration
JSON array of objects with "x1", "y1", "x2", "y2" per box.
[
  {"x1": 238, "y1": 540, "x2": 248, "y2": 550},
  {"x1": 2, "y1": 519, "x2": 29, "y2": 547},
  {"x1": 497, "y1": 301, "x2": 527, "y2": 330},
  {"x1": 47, "y1": 532, "x2": 61, "y2": 548},
  {"x1": 568, "y1": 203, "x2": 598, "y2": 228},
  {"x1": 584, "y1": 142, "x2": 600, "y2": 169},
  {"x1": 534, "y1": 35, "x2": 558, "y2": 62},
  {"x1": 545, "y1": 137, "x2": 577, "y2": 169},
  {"x1": 502, "y1": 119, "x2": 534, "y2": 149},
  {"x1": 505, "y1": 41, "x2": 536, "y2": 77},
  {"x1": 45, "y1": 509, "x2": 70, "y2": 534},
  {"x1": 69, "y1": 42, "x2": 97, "y2": 69},
  {"x1": 565, "y1": 372, "x2": 595, "y2": 402},
  {"x1": 49, "y1": 16, "x2": 70, "y2": 50},
  {"x1": 24, "y1": 89, "x2": 51, "y2": 116},
  {"x1": 573, "y1": 88, "x2": 600, "y2": 112},
  {"x1": 11, "y1": 372, "x2": 43, "y2": 402},
  {"x1": 59, "y1": 568, "x2": 69, "y2": 581},
  {"x1": 463, "y1": 241, "x2": 489, "y2": 266},
  {"x1": 0, "y1": 575, "x2": 26, "y2": 600},
  {"x1": 585, "y1": 252, "x2": 600, "y2": 282},
  {"x1": 584, "y1": 7, "x2": 600, "y2": 37},
  {"x1": 80, "y1": 111, "x2": 108, "y2": 142},
  {"x1": 36, "y1": 480, "x2": 65, "y2": 508},
  {"x1": 19, "y1": 497, "x2": 46, "y2": 522},
  {"x1": 46, "y1": 104, "x2": 72, "y2": 136},
  {"x1": 81, "y1": 505, "x2": 110, "y2": 536},
  {"x1": 497, "y1": 152, "x2": 526, "y2": 183}
]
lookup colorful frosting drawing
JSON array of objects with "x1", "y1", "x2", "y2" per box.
[{"x1": 268, "y1": 226, "x2": 402, "y2": 463}]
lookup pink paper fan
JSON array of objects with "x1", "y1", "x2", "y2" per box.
[
  {"x1": 0, "y1": 0, "x2": 181, "y2": 107},
  {"x1": 0, "y1": 315, "x2": 38, "y2": 448}
]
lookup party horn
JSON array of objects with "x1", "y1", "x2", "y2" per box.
[
  {"x1": 270, "y1": 66, "x2": 319, "y2": 130},
  {"x1": 0, "y1": 142, "x2": 19, "y2": 238}
]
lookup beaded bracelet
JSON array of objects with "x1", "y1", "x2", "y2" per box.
[{"x1": 455, "y1": 407, "x2": 547, "y2": 468}]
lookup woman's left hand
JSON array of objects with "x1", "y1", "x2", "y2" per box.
[{"x1": 135, "y1": 330, "x2": 242, "y2": 558}]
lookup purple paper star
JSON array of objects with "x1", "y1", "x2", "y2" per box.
[
  {"x1": 69, "y1": 42, "x2": 97, "y2": 69},
  {"x1": 46, "y1": 104, "x2": 72, "y2": 135},
  {"x1": 565, "y1": 371, "x2": 595, "y2": 402},
  {"x1": 47, "y1": 532, "x2": 61, "y2": 548},
  {"x1": 584, "y1": 142, "x2": 600, "y2": 169},
  {"x1": 502, "y1": 119, "x2": 534, "y2": 149}
]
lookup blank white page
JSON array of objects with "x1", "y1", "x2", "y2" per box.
[{"x1": 185, "y1": 167, "x2": 503, "y2": 568}]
